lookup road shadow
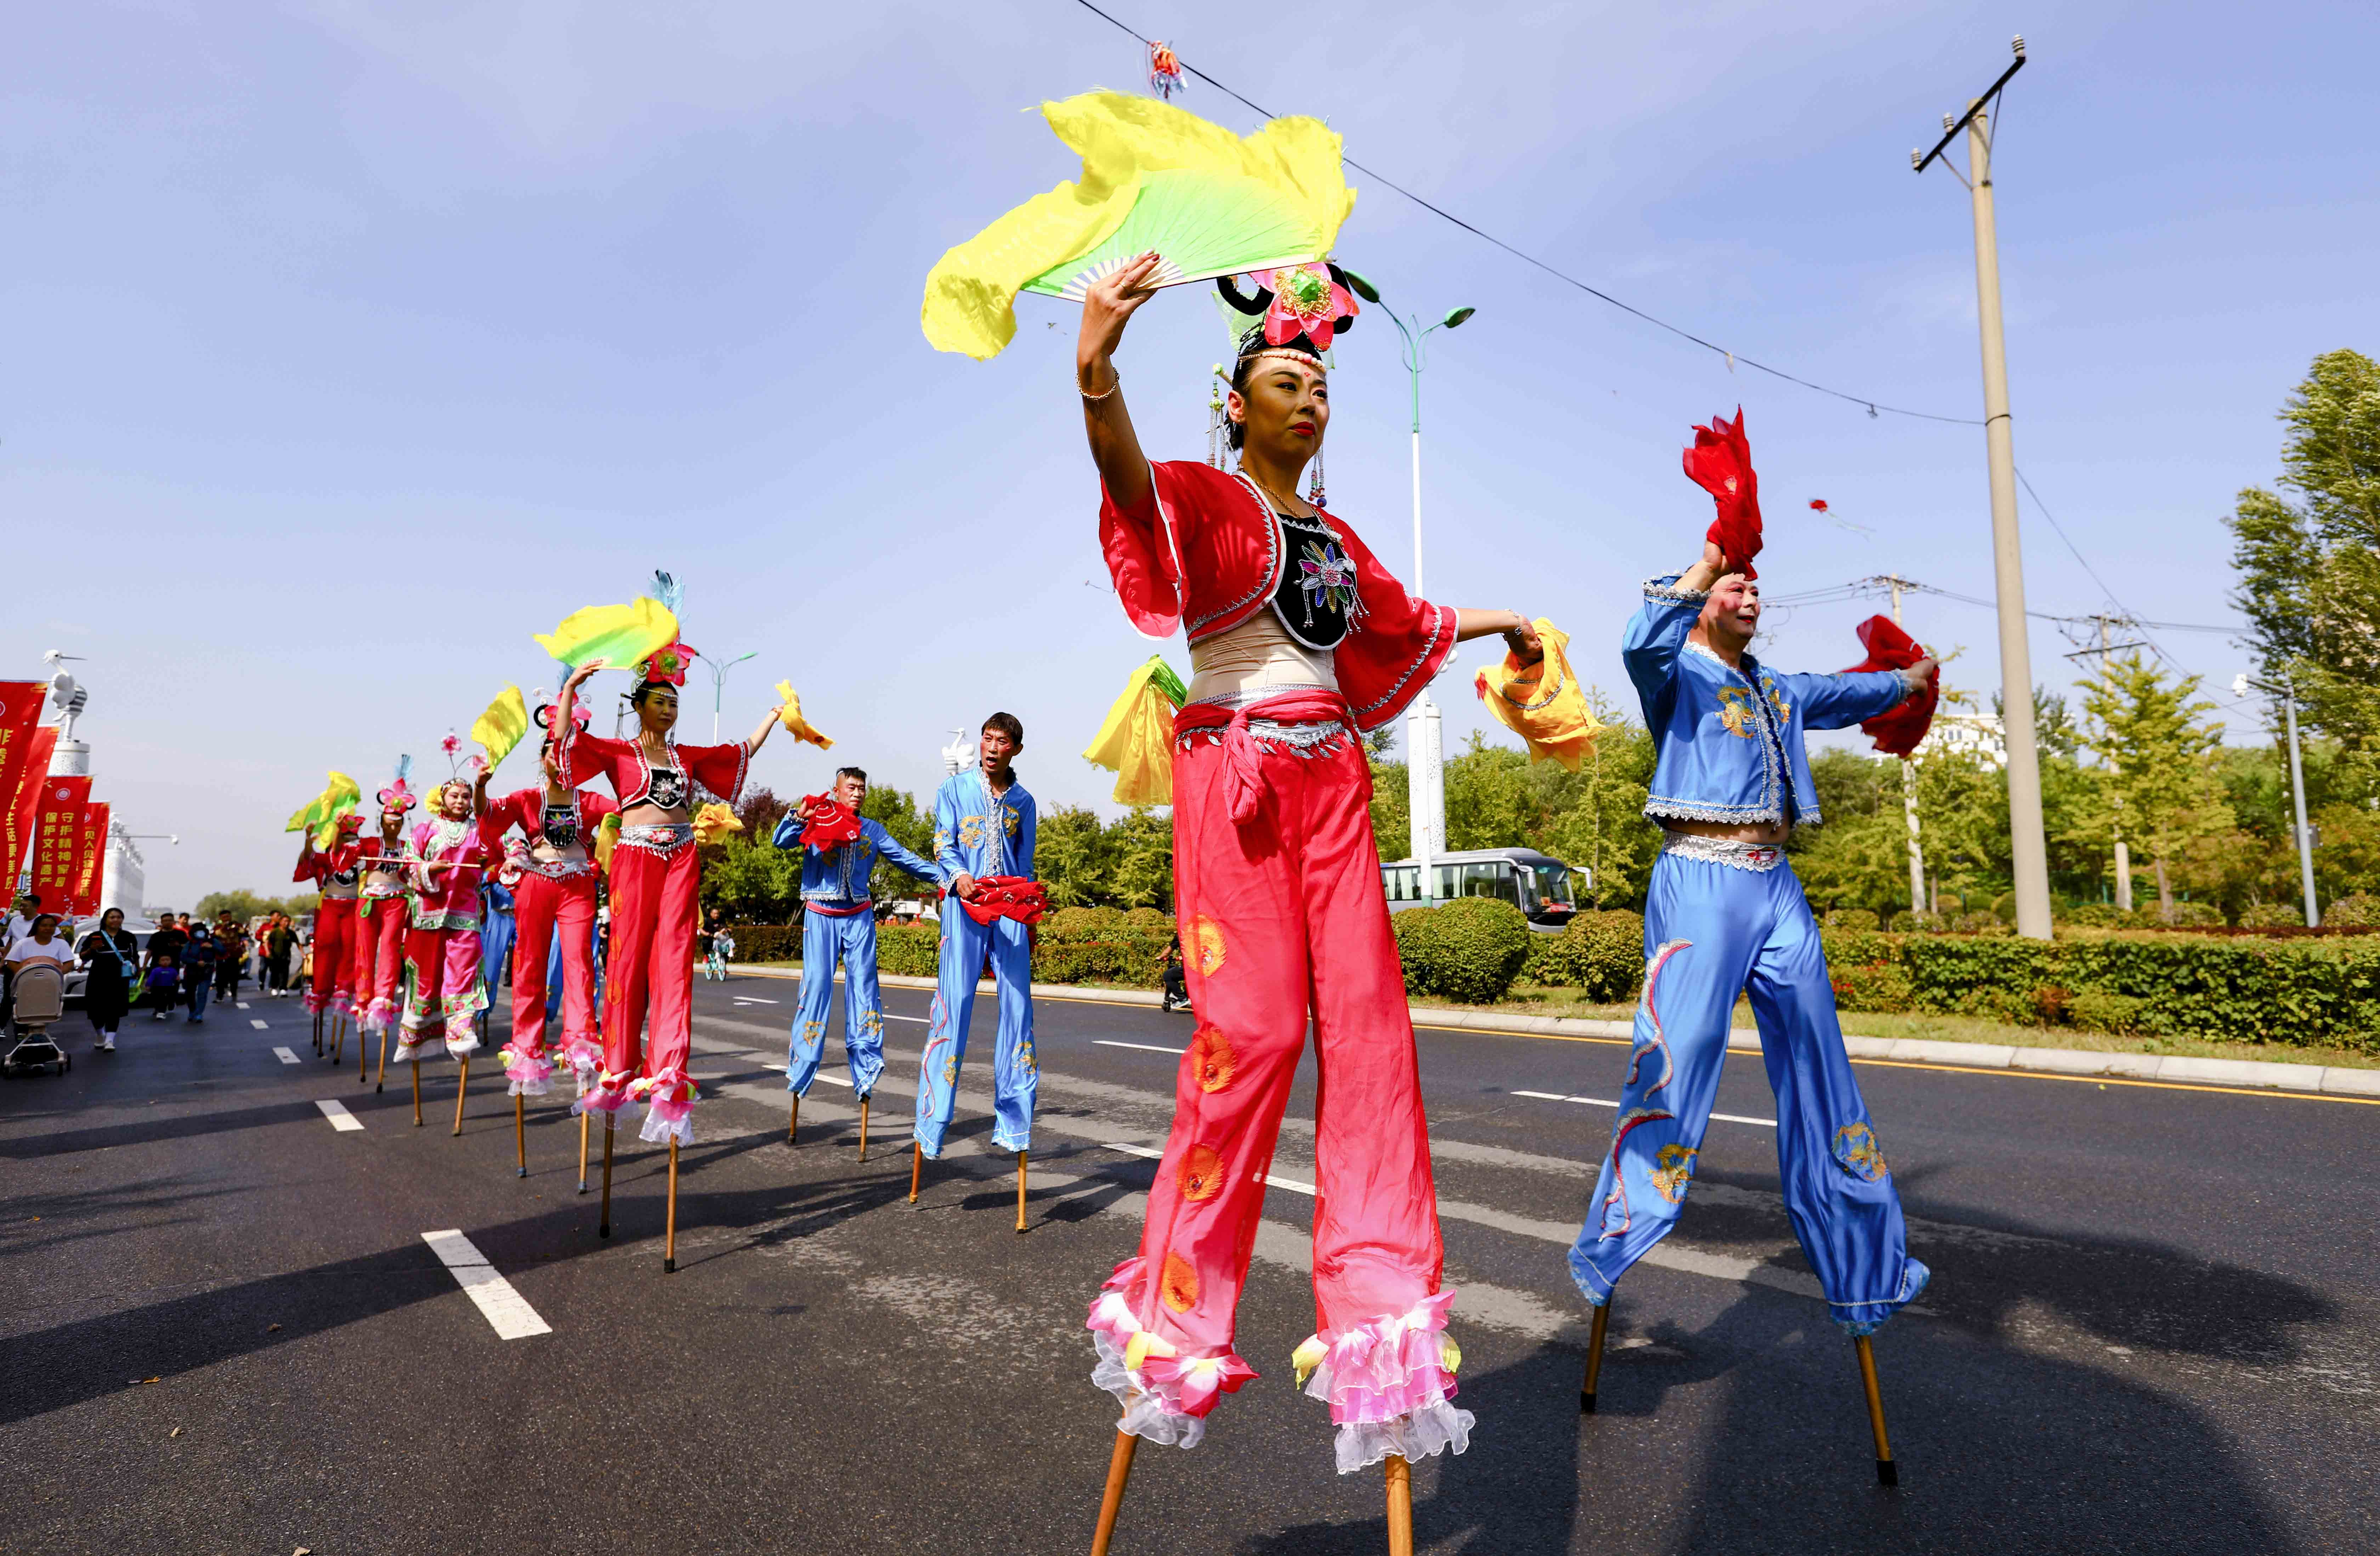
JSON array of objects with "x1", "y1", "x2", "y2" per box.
[{"x1": 0, "y1": 1097, "x2": 336, "y2": 1159}]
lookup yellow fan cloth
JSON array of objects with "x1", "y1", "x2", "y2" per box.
[
  {"x1": 1082, "y1": 656, "x2": 1188, "y2": 806},
  {"x1": 774, "y1": 683, "x2": 834, "y2": 750},
  {"x1": 922, "y1": 90, "x2": 1355, "y2": 361},
  {"x1": 285, "y1": 771, "x2": 361, "y2": 848},
  {"x1": 1474, "y1": 620, "x2": 1604, "y2": 772},
  {"x1": 471, "y1": 685, "x2": 530, "y2": 773},
  {"x1": 533, "y1": 598, "x2": 679, "y2": 672},
  {"x1": 594, "y1": 812, "x2": 623, "y2": 874},
  {"x1": 692, "y1": 802, "x2": 744, "y2": 847}
]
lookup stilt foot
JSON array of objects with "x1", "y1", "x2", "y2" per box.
[
  {"x1": 1089, "y1": 1427, "x2": 1138, "y2": 1556},
  {"x1": 1581, "y1": 1302, "x2": 1610, "y2": 1414}
]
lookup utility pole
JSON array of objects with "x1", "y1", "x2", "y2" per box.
[
  {"x1": 2278, "y1": 671, "x2": 2319, "y2": 926},
  {"x1": 1915, "y1": 36, "x2": 2052, "y2": 941},
  {"x1": 1880, "y1": 577, "x2": 1927, "y2": 915}
]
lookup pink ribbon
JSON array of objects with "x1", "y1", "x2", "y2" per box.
[{"x1": 1174, "y1": 689, "x2": 1352, "y2": 824}]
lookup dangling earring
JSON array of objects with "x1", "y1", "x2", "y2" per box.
[
  {"x1": 1306, "y1": 434, "x2": 1326, "y2": 509},
  {"x1": 1206, "y1": 368, "x2": 1229, "y2": 469}
]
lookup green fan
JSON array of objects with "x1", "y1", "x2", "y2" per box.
[{"x1": 923, "y1": 90, "x2": 1357, "y2": 360}]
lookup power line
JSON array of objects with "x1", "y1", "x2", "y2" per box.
[{"x1": 1065, "y1": 0, "x2": 1985, "y2": 426}]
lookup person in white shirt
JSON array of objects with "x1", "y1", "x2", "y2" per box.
[{"x1": 6, "y1": 913, "x2": 75, "y2": 978}]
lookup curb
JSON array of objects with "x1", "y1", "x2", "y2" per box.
[{"x1": 724, "y1": 965, "x2": 2380, "y2": 1099}]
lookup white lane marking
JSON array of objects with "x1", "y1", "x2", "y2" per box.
[
  {"x1": 250, "y1": 1018, "x2": 270, "y2": 1030},
  {"x1": 1104, "y1": 1141, "x2": 1315, "y2": 1196},
  {"x1": 732, "y1": 997, "x2": 780, "y2": 1005},
  {"x1": 316, "y1": 1098, "x2": 364, "y2": 1132},
  {"x1": 884, "y1": 1013, "x2": 928, "y2": 1024},
  {"x1": 744, "y1": 1054, "x2": 853, "y2": 1088},
  {"x1": 1514, "y1": 1089, "x2": 1775, "y2": 1128},
  {"x1": 420, "y1": 1230, "x2": 552, "y2": 1340},
  {"x1": 236, "y1": 1001, "x2": 251, "y2": 1010},
  {"x1": 1096, "y1": 1040, "x2": 1185, "y2": 1056},
  {"x1": 273, "y1": 1047, "x2": 301, "y2": 1064}
]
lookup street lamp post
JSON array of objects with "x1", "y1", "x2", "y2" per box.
[
  {"x1": 695, "y1": 651, "x2": 757, "y2": 743},
  {"x1": 2238, "y1": 672, "x2": 2319, "y2": 927},
  {"x1": 1378, "y1": 298, "x2": 1476, "y2": 904}
]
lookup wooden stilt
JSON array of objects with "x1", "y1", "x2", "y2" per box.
[
  {"x1": 1581, "y1": 1302, "x2": 1611, "y2": 1414},
  {"x1": 1854, "y1": 1335, "x2": 1897, "y2": 1486},
  {"x1": 313, "y1": 1009, "x2": 323, "y2": 1055},
  {"x1": 1088, "y1": 1427, "x2": 1138, "y2": 1556},
  {"x1": 1385, "y1": 1454, "x2": 1414, "y2": 1556},
  {"x1": 907, "y1": 1140, "x2": 923, "y2": 1204},
  {"x1": 410, "y1": 1059, "x2": 423, "y2": 1126},
  {"x1": 356, "y1": 1018, "x2": 368, "y2": 1083},
  {"x1": 576, "y1": 1106, "x2": 591, "y2": 1194},
  {"x1": 515, "y1": 1094, "x2": 528, "y2": 1177},
  {"x1": 451, "y1": 1056, "x2": 471, "y2": 1136},
  {"x1": 787, "y1": 1092, "x2": 798, "y2": 1146},
  {"x1": 598, "y1": 1116, "x2": 615, "y2": 1238},
  {"x1": 1016, "y1": 1150, "x2": 1030, "y2": 1233},
  {"x1": 663, "y1": 1138, "x2": 680, "y2": 1274},
  {"x1": 857, "y1": 1095, "x2": 870, "y2": 1161},
  {"x1": 376, "y1": 1029, "x2": 390, "y2": 1092},
  {"x1": 332, "y1": 1013, "x2": 346, "y2": 1065}
]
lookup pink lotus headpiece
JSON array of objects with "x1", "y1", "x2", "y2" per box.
[
  {"x1": 378, "y1": 755, "x2": 418, "y2": 814},
  {"x1": 1218, "y1": 261, "x2": 1361, "y2": 355},
  {"x1": 635, "y1": 640, "x2": 697, "y2": 689}
]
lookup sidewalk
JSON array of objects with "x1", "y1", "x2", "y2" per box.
[{"x1": 725, "y1": 964, "x2": 2380, "y2": 1100}]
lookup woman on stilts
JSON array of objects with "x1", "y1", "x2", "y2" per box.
[
  {"x1": 355, "y1": 763, "x2": 419, "y2": 1091},
  {"x1": 293, "y1": 811, "x2": 366, "y2": 1057},
  {"x1": 1071, "y1": 250, "x2": 1543, "y2": 1543},
  {"x1": 394, "y1": 756, "x2": 503, "y2": 1135},
  {"x1": 555, "y1": 626, "x2": 786, "y2": 1270}
]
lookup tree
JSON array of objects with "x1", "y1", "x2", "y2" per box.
[
  {"x1": 1107, "y1": 807, "x2": 1174, "y2": 909},
  {"x1": 858, "y1": 784, "x2": 936, "y2": 902},
  {"x1": 1036, "y1": 805, "x2": 1113, "y2": 908},
  {"x1": 2080, "y1": 654, "x2": 2235, "y2": 922},
  {"x1": 2225, "y1": 349, "x2": 2380, "y2": 791}
]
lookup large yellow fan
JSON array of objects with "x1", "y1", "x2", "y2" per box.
[{"x1": 923, "y1": 90, "x2": 1356, "y2": 361}]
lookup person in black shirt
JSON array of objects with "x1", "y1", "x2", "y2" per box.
[{"x1": 78, "y1": 908, "x2": 139, "y2": 1051}]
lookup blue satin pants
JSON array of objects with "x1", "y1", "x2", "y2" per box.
[
  {"x1": 913, "y1": 910, "x2": 1036, "y2": 1157},
  {"x1": 788, "y1": 909, "x2": 886, "y2": 1099}
]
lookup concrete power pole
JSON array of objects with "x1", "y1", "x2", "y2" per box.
[
  {"x1": 1882, "y1": 577, "x2": 1926, "y2": 914},
  {"x1": 1915, "y1": 36, "x2": 2053, "y2": 941}
]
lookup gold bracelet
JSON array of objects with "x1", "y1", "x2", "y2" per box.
[{"x1": 1078, "y1": 364, "x2": 1120, "y2": 401}]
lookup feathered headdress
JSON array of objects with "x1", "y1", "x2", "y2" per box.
[
  {"x1": 632, "y1": 571, "x2": 697, "y2": 689},
  {"x1": 1682, "y1": 408, "x2": 1763, "y2": 580},
  {"x1": 378, "y1": 755, "x2": 418, "y2": 816}
]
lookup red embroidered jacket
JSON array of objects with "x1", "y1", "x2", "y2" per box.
[
  {"x1": 483, "y1": 786, "x2": 620, "y2": 850},
  {"x1": 1100, "y1": 460, "x2": 1457, "y2": 731}
]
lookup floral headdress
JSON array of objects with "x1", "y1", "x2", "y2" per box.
[
  {"x1": 1217, "y1": 261, "x2": 1361, "y2": 358},
  {"x1": 378, "y1": 755, "x2": 418, "y2": 816},
  {"x1": 630, "y1": 571, "x2": 697, "y2": 692}
]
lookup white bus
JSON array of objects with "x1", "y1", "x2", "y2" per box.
[{"x1": 1380, "y1": 847, "x2": 1586, "y2": 931}]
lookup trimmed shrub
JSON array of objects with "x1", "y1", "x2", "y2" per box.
[
  {"x1": 724, "y1": 922, "x2": 804, "y2": 964},
  {"x1": 1888, "y1": 910, "x2": 1942, "y2": 933},
  {"x1": 878, "y1": 922, "x2": 941, "y2": 978},
  {"x1": 1991, "y1": 892, "x2": 2018, "y2": 925},
  {"x1": 2068, "y1": 990, "x2": 2148, "y2": 1034},
  {"x1": 2324, "y1": 893, "x2": 2380, "y2": 928},
  {"x1": 2062, "y1": 904, "x2": 2129, "y2": 928},
  {"x1": 1521, "y1": 910, "x2": 1645, "y2": 1001},
  {"x1": 1393, "y1": 898, "x2": 1534, "y2": 1004},
  {"x1": 1830, "y1": 958, "x2": 1915, "y2": 1013},
  {"x1": 2238, "y1": 902, "x2": 2301, "y2": 929},
  {"x1": 1826, "y1": 908, "x2": 1881, "y2": 932},
  {"x1": 1951, "y1": 912, "x2": 2013, "y2": 936}
]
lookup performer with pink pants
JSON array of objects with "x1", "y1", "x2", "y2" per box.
[
  {"x1": 394, "y1": 773, "x2": 499, "y2": 1063},
  {"x1": 1073, "y1": 253, "x2": 1544, "y2": 1472},
  {"x1": 481, "y1": 703, "x2": 616, "y2": 1095},
  {"x1": 556, "y1": 637, "x2": 784, "y2": 1144}
]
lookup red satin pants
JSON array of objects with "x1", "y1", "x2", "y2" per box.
[
  {"x1": 309, "y1": 896, "x2": 358, "y2": 1015},
  {"x1": 513, "y1": 869, "x2": 600, "y2": 1058},
  {"x1": 602, "y1": 834, "x2": 700, "y2": 1090}
]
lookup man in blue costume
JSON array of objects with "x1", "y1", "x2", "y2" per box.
[
  {"x1": 771, "y1": 767, "x2": 945, "y2": 1111},
  {"x1": 915, "y1": 712, "x2": 1037, "y2": 1160},
  {"x1": 1568, "y1": 520, "x2": 1937, "y2": 1347}
]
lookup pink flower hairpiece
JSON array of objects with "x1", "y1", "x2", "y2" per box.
[{"x1": 1250, "y1": 262, "x2": 1357, "y2": 351}]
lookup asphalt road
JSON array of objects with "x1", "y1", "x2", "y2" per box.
[{"x1": 3, "y1": 972, "x2": 2374, "y2": 1555}]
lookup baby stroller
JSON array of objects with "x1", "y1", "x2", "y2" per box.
[{"x1": 2, "y1": 964, "x2": 70, "y2": 1077}]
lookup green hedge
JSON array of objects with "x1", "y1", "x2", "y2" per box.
[
  {"x1": 1391, "y1": 898, "x2": 1534, "y2": 1004},
  {"x1": 1822, "y1": 927, "x2": 2380, "y2": 1049},
  {"x1": 1520, "y1": 910, "x2": 1645, "y2": 1002}
]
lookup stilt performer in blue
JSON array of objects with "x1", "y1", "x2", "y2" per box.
[
  {"x1": 1568, "y1": 412, "x2": 1937, "y2": 1480},
  {"x1": 913, "y1": 712, "x2": 1038, "y2": 1161},
  {"x1": 770, "y1": 767, "x2": 945, "y2": 1119}
]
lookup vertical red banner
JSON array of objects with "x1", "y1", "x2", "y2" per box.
[
  {"x1": 0, "y1": 683, "x2": 43, "y2": 883},
  {"x1": 4, "y1": 725, "x2": 57, "y2": 895},
  {"x1": 30, "y1": 774, "x2": 90, "y2": 914},
  {"x1": 70, "y1": 800, "x2": 109, "y2": 916}
]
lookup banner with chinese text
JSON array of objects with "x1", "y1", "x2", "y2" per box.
[
  {"x1": 4, "y1": 726, "x2": 58, "y2": 896},
  {"x1": 29, "y1": 775, "x2": 91, "y2": 913},
  {"x1": 70, "y1": 800, "x2": 109, "y2": 916}
]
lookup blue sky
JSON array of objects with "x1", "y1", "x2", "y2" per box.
[{"x1": 6, "y1": 0, "x2": 2373, "y2": 908}]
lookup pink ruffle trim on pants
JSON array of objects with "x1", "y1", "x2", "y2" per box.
[
  {"x1": 630, "y1": 1068, "x2": 698, "y2": 1146},
  {"x1": 500, "y1": 1043, "x2": 554, "y2": 1097},
  {"x1": 1293, "y1": 1291, "x2": 1475, "y2": 1474},
  {"x1": 1083, "y1": 1257, "x2": 1257, "y2": 1450},
  {"x1": 573, "y1": 1069, "x2": 635, "y2": 1119},
  {"x1": 360, "y1": 996, "x2": 398, "y2": 1038}
]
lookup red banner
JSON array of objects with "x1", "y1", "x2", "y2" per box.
[
  {"x1": 0, "y1": 683, "x2": 43, "y2": 885},
  {"x1": 70, "y1": 800, "x2": 109, "y2": 917},
  {"x1": 29, "y1": 774, "x2": 90, "y2": 914},
  {"x1": 4, "y1": 725, "x2": 56, "y2": 897}
]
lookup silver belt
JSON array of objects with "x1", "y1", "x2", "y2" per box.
[
  {"x1": 1661, "y1": 831, "x2": 1785, "y2": 872},
  {"x1": 618, "y1": 822, "x2": 696, "y2": 856}
]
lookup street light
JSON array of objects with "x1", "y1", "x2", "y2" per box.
[
  {"x1": 1364, "y1": 278, "x2": 1475, "y2": 903},
  {"x1": 2235, "y1": 671, "x2": 2319, "y2": 926},
  {"x1": 694, "y1": 651, "x2": 757, "y2": 742}
]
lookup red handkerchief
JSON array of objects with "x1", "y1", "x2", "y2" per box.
[
  {"x1": 798, "y1": 796, "x2": 863, "y2": 850},
  {"x1": 959, "y1": 875, "x2": 1048, "y2": 927},
  {"x1": 1843, "y1": 615, "x2": 1937, "y2": 757}
]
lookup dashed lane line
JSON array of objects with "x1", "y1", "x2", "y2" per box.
[
  {"x1": 315, "y1": 1099, "x2": 364, "y2": 1132},
  {"x1": 250, "y1": 1018, "x2": 270, "y2": 1030},
  {"x1": 420, "y1": 1230, "x2": 552, "y2": 1340},
  {"x1": 1513, "y1": 1089, "x2": 1777, "y2": 1128},
  {"x1": 236, "y1": 1001, "x2": 251, "y2": 1010},
  {"x1": 1096, "y1": 1040, "x2": 1185, "y2": 1056},
  {"x1": 273, "y1": 1047, "x2": 301, "y2": 1064}
]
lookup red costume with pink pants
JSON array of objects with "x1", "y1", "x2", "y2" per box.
[
  {"x1": 395, "y1": 808, "x2": 500, "y2": 1063},
  {"x1": 350, "y1": 836, "x2": 412, "y2": 1038},
  {"x1": 293, "y1": 825, "x2": 363, "y2": 1017},
  {"x1": 1084, "y1": 457, "x2": 1470, "y2": 1471},
  {"x1": 560, "y1": 719, "x2": 748, "y2": 1143},
  {"x1": 482, "y1": 784, "x2": 617, "y2": 1094}
]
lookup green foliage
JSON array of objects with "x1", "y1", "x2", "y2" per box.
[
  {"x1": 878, "y1": 922, "x2": 941, "y2": 977},
  {"x1": 726, "y1": 924, "x2": 804, "y2": 964},
  {"x1": 866, "y1": 910, "x2": 1175, "y2": 986},
  {"x1": 1826, "y1": 908, "x2": 1881, "y2": 932},
  {"x1": 2237, "y1": 902, "x2": 2302, "y2": 928},
  {"x1": 194, "y1": 889, "x2": 316, "y2": 922},
  {"x1": 1106, "y1": 807, "x2": 1175, "y2": 910},
  {"x1": 702, "y1": 832, "x2": 803, "y2": 923},
  {"x1": 1391, "y1": 897, "x2": 1533, "y2": 1004},
  {"x1": 2067, "y1": 990, "x2": 2149, "y2": 1034},
  {"x1": 2322, "y1": 893, "x2": 2380, "y2": 927},
  {"x1": 2080, "y1": 653, "x2": 2234, "y2": 922},
  {"x1": 858, "y1": 785, "x2": 938, "y2": 903},
  {"x1": 1520, "y1": 909, "x2": 1644, "y2": 1001},
  {"x1": 1036, "y1": 806, "x2": 1113, "y2": 909}
]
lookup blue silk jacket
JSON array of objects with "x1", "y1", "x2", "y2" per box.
[
  {"x1": 932, "y1": 770, "x2": 1036, "y2": 882},
  {"x1": 1626, "y1": 575, "x2": 1913, "y2": 828},
  {"x1": 769, "y1": 813, "x2": 944, "y2": 908}
]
